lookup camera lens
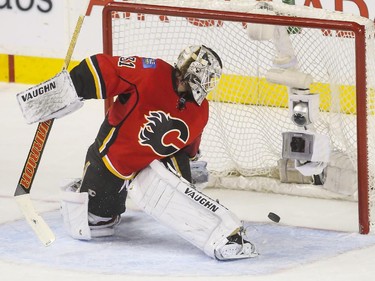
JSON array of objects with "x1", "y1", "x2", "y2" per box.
[
  {"x1": 293, "y1": 113, "x2": 307, "y2": 126},
  {"x1": 292, "y1": 102, "x2": 309, "y2": 126},
  {"x1": 290, "y1": 136, "x2": 305, "y2": 153}
]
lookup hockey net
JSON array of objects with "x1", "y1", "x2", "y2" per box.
[{"x1": 102, "y1": 0, "x2": 375, "y2": 233}]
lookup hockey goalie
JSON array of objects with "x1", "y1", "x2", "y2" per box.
[{"x1": 17, "y1": 45, "x2": 258, "y2": 260}]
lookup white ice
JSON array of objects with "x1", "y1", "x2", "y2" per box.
[{"x1": 1, "y1": 82, "x2": 374, "y2": 281}]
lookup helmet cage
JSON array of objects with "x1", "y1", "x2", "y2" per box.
[{"x1": 177, "y1": 46, "x2": 222, "y2": 105}]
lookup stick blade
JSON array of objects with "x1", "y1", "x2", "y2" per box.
[{"x1": 15, "y1": 194, "x2": 55, "y2": 246}]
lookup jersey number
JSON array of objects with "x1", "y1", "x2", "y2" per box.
[{"x1": 118, "y1": 57, "x2": 136, "y2": 68}]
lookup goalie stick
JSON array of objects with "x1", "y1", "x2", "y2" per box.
[{"x1": 14, "y1": 12, "x2": 86, "y2": 247}]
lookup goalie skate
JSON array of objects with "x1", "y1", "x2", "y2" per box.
[
  {"x1": 214, "y1": 231, "x2": 258, "y2": 261},
  {"x1": 88, "y1": 213, "x2": 121, "y2": 238}
]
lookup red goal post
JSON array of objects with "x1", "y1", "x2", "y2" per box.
[{"x1": 102, "y1": 0, "x2": 375, "y2": 234}]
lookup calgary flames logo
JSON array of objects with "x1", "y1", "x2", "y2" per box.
[{"x1": 139, "y1": 111, "x2": 189, "y2": 156}]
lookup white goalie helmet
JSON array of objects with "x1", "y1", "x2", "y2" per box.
[{"x1": 176, "y1": 45, "x2": 222, "y2": 105}]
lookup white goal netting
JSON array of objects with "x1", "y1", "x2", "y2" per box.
[{"x1": 103, "y1": 0, "x2": 375, "y2": 233}]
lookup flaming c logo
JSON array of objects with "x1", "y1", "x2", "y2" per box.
[{"x1": 139, "y1": 111, "x2": 189, "y2": 156}]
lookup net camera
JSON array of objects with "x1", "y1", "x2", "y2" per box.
[
  {"x1": 282, "y1": 132, "x2": 313, "y2": 161},
  {"x1": 289, "y1": 89, "x2": 320, "y2": 127},
  {"x1": 282, "y1": 131, "x2": 330, "y2": 163}
]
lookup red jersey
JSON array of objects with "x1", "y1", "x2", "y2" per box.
[{"x1": 70, "y1": 54, "x2": 208, "y2": 179}]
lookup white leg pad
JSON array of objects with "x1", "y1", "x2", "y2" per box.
[
  {"x1": 60, "y1": 189, "x2": 91, "y2": 240},
  {"x1": 128, "y1": 160, "x2": 242, "y2": 258}
]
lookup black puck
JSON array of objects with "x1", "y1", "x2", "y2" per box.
[{"x1": 268, "y1": 212, "x2": 280, "y2": 223}]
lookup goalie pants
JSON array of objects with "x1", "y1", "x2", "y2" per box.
[
  {"x1": 80, "y1": 143, "x2": 192, "y2": 218},
  {"x1": 80, "y1": 143, "x2": 128, "y2": 217}
]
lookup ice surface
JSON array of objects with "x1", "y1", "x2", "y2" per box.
[{"x1": 1, "y1": 82, "x2": 375, "y2": 281}]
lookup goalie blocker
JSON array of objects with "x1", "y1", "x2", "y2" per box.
[{"x1": 16, "y1": 69, "x2": 83, "y2": 124}]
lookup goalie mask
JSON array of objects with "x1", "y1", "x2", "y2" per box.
[{"x1": 176, "y1": 45, "x2": 222, "y2": 105}]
